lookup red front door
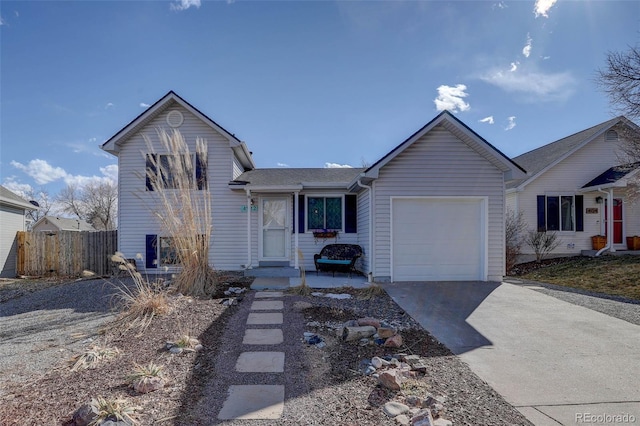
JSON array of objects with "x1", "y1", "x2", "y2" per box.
[{"x1": 605, "y1": 198, "x2": 623, "y2": 244}]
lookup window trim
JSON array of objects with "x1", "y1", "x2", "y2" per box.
[{"x1": 304, "y1": 194, "x2": 345, "y2": 233}]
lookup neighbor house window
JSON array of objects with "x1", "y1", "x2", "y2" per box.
[
  {"x1": 307, "y1": 196, "x2": 343, "y2": 230},
  {"x1": 537, "y1": 195, "x2": 582, "y2": 232},
  {"x1": 146, "y1": 153, "x2": 207, "y2": 191}
]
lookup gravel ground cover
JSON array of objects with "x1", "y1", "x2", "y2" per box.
[{"x1": 0, "y1": 276, "x2": 533, "y2": 425}]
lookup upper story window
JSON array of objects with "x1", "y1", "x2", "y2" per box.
[{"x1": 146, "y1": 153, "x2": 207, "y2": 191}]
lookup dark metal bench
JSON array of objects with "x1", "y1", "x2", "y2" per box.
[{"x1": 313, "y1": 244, "x2": 363, "y2": 277}]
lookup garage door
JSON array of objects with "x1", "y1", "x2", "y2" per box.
[{"x1": 392, "y1": 198, "x2": 485, "y2": 281}]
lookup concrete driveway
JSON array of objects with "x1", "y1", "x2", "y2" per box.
[{"x1": 383, "y1": 281, "x2": 640, "y2": 426}]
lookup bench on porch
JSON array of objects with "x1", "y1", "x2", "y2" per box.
[{"x1": 313, "y1": 244, "x2": 363, "y2": 277}]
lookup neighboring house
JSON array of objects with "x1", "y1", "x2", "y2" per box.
[
  {"x1": 102, "y1": 91, "x2": 525, "y2": 282},
  {"x1": 507, "y1": 116, "x2": 640, "y2": 258},
  {"x1": 32, "y1": 216, "x2": 96, "y2": 232},
  {"x1": 0, "y1": 186, "x2": 36, "y2": 278}
]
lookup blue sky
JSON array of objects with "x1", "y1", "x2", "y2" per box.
[{"x1": 1, "y1": 0, "x2": 639, "y2": 200}]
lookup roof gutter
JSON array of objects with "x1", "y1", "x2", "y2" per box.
[{"x1": 356, "y1": 176, "x2": 374, "y2": 283}]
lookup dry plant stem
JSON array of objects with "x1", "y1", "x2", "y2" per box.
[{"x1": 143, "y1": 129, "x2": 217, "y2": 297}]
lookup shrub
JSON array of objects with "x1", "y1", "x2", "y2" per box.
[
  {"x1": 525, "y1": 230, "x2": 562, "y2": 262},
  {"x1": 110, "y1": 252, "x2": 170, "y2": 335},
  {"x1": 142, "y1": 129, "x2": 217, "y2": 297},
  {"x1": 89, "y1": 396, "x2": 139, "y2": 425},
  {"x1": 505, "y1": 209, "x2": 527, "y2": 273},
  {"x1": 69, "y1": 343, "x2": 120, "y2": 372}
]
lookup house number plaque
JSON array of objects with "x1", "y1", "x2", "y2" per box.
[{"x1": 586, "y1": 208, "x2": 598, "y2": 214}]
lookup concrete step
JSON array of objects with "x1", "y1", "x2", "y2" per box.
[{"x1": 217, "y1": 385, "x2": 285, "y2": 420}]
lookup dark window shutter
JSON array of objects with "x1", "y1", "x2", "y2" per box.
[
  {"x1": 196, "y1": 152, "x2": 207, "y2": 190},
  {"x1": 536, "y1": 195, "x2": 546, "y2": 231},
  {"x1": 575, "y1": 195, "x2": 584, "y2": 232},
  {"x1": 146, "y1": 234, "x2": 158, "y2": 268},
  {"x1": 546, "y1": 196, "x2": 560, "y2": 231},
  {"x1": 298, "y1": 194, "x2": 306, "y2": 233},
  {"x1": 146, "y1": 154, "x2": 157, "y2": 191},
  {"x1": 345, "y1": 194, "x2": 357, "y2": 233}
]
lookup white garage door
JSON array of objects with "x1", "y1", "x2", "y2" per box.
[{"x1": 392, "y1": 198, "x2": 485, "y2": 281}]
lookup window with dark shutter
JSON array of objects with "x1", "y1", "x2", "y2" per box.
[{"x1": 146, "y1": 234, "x2": 158, "y2": 268}]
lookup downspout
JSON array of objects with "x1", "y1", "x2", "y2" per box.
[
  {"x1": 356, "y1": 178, "x2": 374, "y2": 282},
  {"x1": 595, "y1": 187, "x2": 612, "y2": 256},
  {"x1": 245, "y1": 188, "x2": 252, "y2": 269},
  {"x1": 294, "y1": 190, "x2": 299, "y2": 270}
]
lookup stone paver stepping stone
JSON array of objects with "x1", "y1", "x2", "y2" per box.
[
  {"x1": 218, "y1": 384, "x2": 284, "y2": 420},
  {"x1": 235, "y1": 351, "x2": 285, "y2": 373},
  {"x1": 251, "y1": 300, "x2": 284, "y2": 310},
  {"x1": 254, "y1": 291, "x2": 284, "y2": 298},
  {"x1": 247, "y1": 312, "x2": 283, "y2": 325},
  {"x1": 243, "y1": 328, "x2": 284, "y2": 345}
]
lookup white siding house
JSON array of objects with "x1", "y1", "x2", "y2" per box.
[
  {"x1": 507, "y1": 116, "x2": 640, "y2": 259},
  {"x1": 102, "y1": 92, "x2": 524, "y2": 282},
  {"x1": 0, "y1": 186, "x2": 35, "y2": 278}
]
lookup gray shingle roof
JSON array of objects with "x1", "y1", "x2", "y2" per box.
[
  {"x1": 232, "y1": 168, "x2": 365, "y2": 187},
  {"x1": 0, "y1": 185, "x2": 35, "y2": 210},
  {"x1": 582, "y1": 163, "x2": 640, "y2": 188},
  {"x1": 507, "y1": 116, "x2": 625, "y2": 189},
  {"x1": 35, "y1": 216, "x2": 96, "y2": 231}
]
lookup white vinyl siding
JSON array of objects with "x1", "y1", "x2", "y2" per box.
[
  {"x1": 372, "y1": 125, "x2": 505, "y2": 282},
  {"x1": 356, "y1": 188, "x2": 370, "y2": 275},
  {"x1": 517, "y1": 132, "x2": 628, "y2": 254},
  {"x1": 117, "y1": 103, "x2": 249, "y2": 271},
  {"x1": 0, "y1": 205, "x2": 27, "y2": 278},
  {"x1": 232, "y1": 157, "x2": 244, "y2": 180}
]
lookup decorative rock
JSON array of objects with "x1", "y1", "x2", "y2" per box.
[
  {"x1": 194, "y1": 344, "x2": 204, "y2": 351},
  {"x1": 306, "y1": 321, "x2": 321, "y2": 327},
  {"x1": 377, "y1": 326, "x2": 397, "y2": 339},
  {"x1": 411, "y1": 409, "x2": 434, "y2": 426},
  {"x1": 357, "y1": 317, "x2": 381, "y2": 328},
  {"x1": 169, "y1": 346, "x2": 183, "y2": 354},
  {"x1": 383, "y1": 401, "x2": 410, "y2": 417},
  {"x1": 342, "y1": 326, "x2": 377, "y2": 342},
  {"x1": 378, "y1": 370, "x2": 403, "y2": 391},
  {"x1": 359, "y1": 338, "x2": 371, "y2": 346},
  {"x1": 395, "y1": 414, "x2": 411, "y2": 425},
  {"x1": 404, "y1": 355, "x2": 421, "y2": 365},
  {"x1": 133, "y1": 376, "x2": 165, "y2": 394},
  {"x1": 410, "y1": 363, "x2": 428, "y2": 373},
  {"x1": 433, "y1": 418, "x2": 452, "y2": 426},
  {"x1": 72, "y1": 403, "x2": 97, "y2": 426},
  {"x1": 405, "y1": 395, "x2": 421, "y2": 407},
  {"x1": 343, "y1": 319, "x2": 360, "y2": 327},
  {"x1": 293, "y1": 301, "x2": 313, "y2": 311},
  {"x1": 384, "y1": 334, "x2": 404, "y2": 348}
]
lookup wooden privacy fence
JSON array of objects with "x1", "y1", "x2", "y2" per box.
[{"x1": 17, "y1": 230, "x2": 117, "y2": 277}]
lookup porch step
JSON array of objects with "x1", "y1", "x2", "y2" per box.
[{"x1": 244, "y1": 267, "x2": 300, "y2": 278}]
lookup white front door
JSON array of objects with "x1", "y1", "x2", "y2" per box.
[{"x1": 260, "y1": 197, "x2": 290, "y2": 261}]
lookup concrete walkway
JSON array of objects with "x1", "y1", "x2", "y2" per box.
[
  {"x1": 217, "y1": 291, "x2": 286, "y2": 420},
  {"x1": 383, "y1": 281, "x2": 640, "y2": 426}
]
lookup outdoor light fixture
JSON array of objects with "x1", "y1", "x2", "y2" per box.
[{"x1": 595, "y1": 196, "x2": 603, "y2": 204}]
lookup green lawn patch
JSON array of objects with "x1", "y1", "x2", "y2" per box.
[{"x1": 516, "y1": 255, "x2": 640, "y2": 300}]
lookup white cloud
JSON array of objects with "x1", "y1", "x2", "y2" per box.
[
  {"x1": 534, "y1": 0, "x2": 557, "y2": 18},
  {"x1": 324, "y1": 163, "x2": 353, "y2": 168},
  {"x1": 505, "y1": 116, "x2": 517, "y2": 131},
  {"x1": 510, "y1": 62, "x2": 519, "y2": 72},
  {"x1": 433, "y1": 84, "x2": 470, "y2": 113},
  {"x1": 480, "y1": 66, "x2": 576, "y2": 102},
  {"x1": 140, "y1": 102, "x2": 151, "y2": 108},
  {"x1": 479, "y1": 116, "x2": 495, "y2": 125},
  {"x1": 522, "y1": 34, "x2": 532, "y2": 58},
  {"x1": 2, "y1": 177, "x2": 33, "y2": 197},
  {"x1": 171, "y1": 0, "x2": 201, "y2": 11},
  {"x1": 0, "y1": 16, "x2": 4, "y2": 26},
  {"x1": 492, "y1": 2, "x2": 507, "y2": 10},
  {"x1": 276, "y1": 162, "x2": 290, "y2": 168},
  {"x1": 11, "y1": 159, "x2": 68, "y2": 185},
  {"x1": 11, "y1": 158, "x2": 118, "y2": 187},
  {"x1": 105, "y1": 102, "x2": 114, "y2": 109}
]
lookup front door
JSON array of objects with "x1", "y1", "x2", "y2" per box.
[
  {"x1": 605, "y1": 198, "x2": 624, "y2": 244},
  {"x1": 260, "y1": 197, "x2": 290, "y2": 262}
]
